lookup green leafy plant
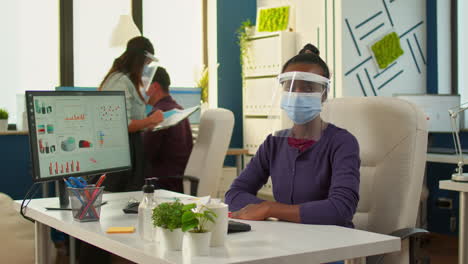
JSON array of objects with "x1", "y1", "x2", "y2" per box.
[
  {"x1": 258, "y1": 6, "x2": 290, "y2": 32},
  {"x1": 0, "y1": 108, "x2": 8, "y2": 120},
  {"x1": 152, "y1": 199, "x2": 186, "y2": 231},
  {"x1": 196, "y1": 66, "x2": 209, "y2": 103},
  {"x1": 237, "y1": 19, "x2": 254, "y2": 71},
  {"x1": 371, "y1": 32, "x2": 404, "y2": 69},
  {"x1": 181, "y1": 203, "x2": 217, "y2": 233}
]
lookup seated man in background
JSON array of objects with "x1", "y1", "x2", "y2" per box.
[{"x1": 143, "y1": 67, "x2": 193, "y2": 193}]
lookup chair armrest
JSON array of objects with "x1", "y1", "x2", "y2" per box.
[
  {"x1": 389, "y1": 227, "x2": 428, "y2": 240},
  {"x1": 164, "y1": 175, "x2": 200, "y2": 196},
  {"x1": 367, "y1": 228, "x2": 429, "y2": 264}
]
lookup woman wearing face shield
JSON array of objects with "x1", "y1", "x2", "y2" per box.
[
  {"x1": 98, "y1": 36, "x2": 163, "y2": 192},
  {"x1": 225, "y1": 44, "x2": 360, "y2": 228}
]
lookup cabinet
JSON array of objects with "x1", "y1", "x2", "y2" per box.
[
  {"x1": 242, "y1": 32, "x2": 296, "y2": 200},
  {"x1": 242, "y1": 32, "x2": 296, "y2": 155}
]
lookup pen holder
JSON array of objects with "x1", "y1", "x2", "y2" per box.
[{"x1": 67, "y1": 186, "x2": 104, "y2": 222}]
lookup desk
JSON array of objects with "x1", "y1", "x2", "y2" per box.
[
  {"x1": 16, "y1": 190, "x2": 400, "y2": 264},
  {"x1": 226, "y1": 148, "x2": 249, "y2": 176},
  {"x1": 440, "y1": 180, "x2": 468, "y2": 264}
]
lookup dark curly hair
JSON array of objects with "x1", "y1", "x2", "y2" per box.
[
  {"x1": 281, "y1": 43, "x2": 330, "y2": 79},
  {"x1": 152, "y1": 67, "x2": 171, "y2": 93}
]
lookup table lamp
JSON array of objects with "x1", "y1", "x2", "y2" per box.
[{"x1": 449, "y1": 103, "x2": 468, "y2": 182}]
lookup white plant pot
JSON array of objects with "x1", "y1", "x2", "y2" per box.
[
  {"x1": 0, "y1": 119, "x2": 7, "y2": 132},
  {"x1": 186, "y1": 231, "x2": 211, "y2": 256},
  {"x1": 160, "y1": 228, "x2": 184, "y2": 251}
]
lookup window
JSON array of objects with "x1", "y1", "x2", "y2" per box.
[
  {"x1": 0, "y1": 1, "x2": 59, "y2": 124},
  {"x1": 73, "y1": 0, "x2": 132, "y2": 87},
  {"x1": 143, "y1": 0, "x2": 204, "y2": 87}
]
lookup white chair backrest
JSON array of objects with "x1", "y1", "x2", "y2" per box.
[
  {"x1": 322, "y1": 97, "x2": 428, "y2": 235},
  {"x1": 184, "y1": 108, "x2": 234, "y2": 197}
]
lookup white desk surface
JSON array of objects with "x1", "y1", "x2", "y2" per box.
[
  {"x1": 440, "y1": 180, "x2": 468, "y2": 192},
  {"x1": 426, "y1": 153, "x2": 468, "y2": 164},
  {"x1": 15, "y1": 190, "x2": 400, "y2": 264}
]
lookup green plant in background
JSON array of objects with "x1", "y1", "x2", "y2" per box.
[
  {"x1": 152, "y1": 199, "x2": 186, "y2": 231},
  {"x1": 258, "y1": 6, "x2": 290, "y2": 32},
  {"x1": 0, "y1": 108, "x2": 8, "y2": 120},
  {"x1": 371, "y1": 32, "x2": 404, "y2": 69},
  {"x1": 181, "y1": 203, "x2": 217, "y2": 233},
  {"x1": 196, "y1": 66, "x2": 209, "y2": 103},
  {"x1": 237, "y1": 19, "x2": 254, "y2": 71}
]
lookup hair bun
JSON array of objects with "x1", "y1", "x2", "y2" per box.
[{"x1": 299, "y1": 44, "x2": 320, "y2": 56}]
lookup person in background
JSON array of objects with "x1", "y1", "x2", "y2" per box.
[
  {"x1": 143, "y1": 67, "x2": 193, "y2": 193},
  {"x1": 225, "y1": 44, "x2": 361, "y2": 231},
  {"x1": 79, "y1": 36, "x2": 164, "y2": 264},
  {"x1": 99, "y1": 36, "x2": 164, "y2": 192}
]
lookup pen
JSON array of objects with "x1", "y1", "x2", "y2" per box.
[
  {"x1": 65, "y1": 178, "x2": 98, "y2": 218},
  {"x1": 79, "y1": 174, "x2": 106, "y2": 220}
]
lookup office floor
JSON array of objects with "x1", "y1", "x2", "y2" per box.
[
  {"x1": 420, "y1": 233, "x2": 457, "y2": 264},
  {"x1": 54, "y1": 233, "x2": 457, "y2": 264}
]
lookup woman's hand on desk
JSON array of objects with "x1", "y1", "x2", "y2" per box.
[
  {"x1": 231, "y1": 201, "x2": 301, "y2": 223},
  {"x1": 231, "y1": 202, "x2": 271, "y2": 220}
]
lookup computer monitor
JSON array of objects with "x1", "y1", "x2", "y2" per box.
[{"x1": 25, "y1": 91, "x2": 132, "y2": 182}]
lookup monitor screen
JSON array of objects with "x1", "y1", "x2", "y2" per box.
[{"x1": 26, "y1": 91, "x2": 132, "y2": 182}]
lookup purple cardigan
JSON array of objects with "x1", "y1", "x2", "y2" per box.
[{"x1": 225, "y1": 124, "x2": 360, "y2": 227}]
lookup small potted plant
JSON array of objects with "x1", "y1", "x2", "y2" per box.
[
  {"x1": 181, "y1": 203, "x2": 217, "y2": 256},
  {"x1": 0, "y1": 108, "x2": 8, "y2": 132},
  {"x1": 152, "y1": 199, "x2": 186, "y2": 250}
]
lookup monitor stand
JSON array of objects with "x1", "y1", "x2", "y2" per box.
[{"x1": 58, "y1": 180, "x2": 69, "y2": 208}]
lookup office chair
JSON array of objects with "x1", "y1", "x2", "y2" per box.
[
  {"x1": 168, "y1": 108, "x2": 234, "y2": 197},
  {"x1": 321, "y1": 97, "x2": 429, "y2": 264},
  {"x1": 0, "y1": 192, "x2": 35, "y2": 263}
]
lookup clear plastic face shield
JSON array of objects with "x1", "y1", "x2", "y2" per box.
[
  {"x1": 140, "y1": 52, "x2": 159, "y2": 102},
  {"x1": 269, "y1": 71, "x2": 330, "y2": 138}
]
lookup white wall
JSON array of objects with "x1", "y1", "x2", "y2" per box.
[
  {"x1": 208, "y1": 0, "x2": 218, "y2": 108},
  {"x1": 143, "y1": 0, "x2": 204, "y2": 88},
  {"x1": 437, "y1": 0, "x2": 452, "y2": 95},
  {"x1": 458, "y1": 0, "x2": 468, "y2": 126},
  {"x1": 74, "y1": 0, "x2": 130, "y2": 88},
  {"x1": 258, "y1": 0, "x2": 427, "y2": 98}
]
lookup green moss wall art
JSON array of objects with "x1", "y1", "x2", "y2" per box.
[
  {"x1": 371, "y1": 32, "x2": 404, "y2": 69},
  {"x1": 258, "y1": 6, "x2": 290, "y2": 32}
]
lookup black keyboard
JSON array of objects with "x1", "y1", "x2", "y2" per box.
[{"x1": 122, "y1": 203, "x2": 251, "y2": 233}]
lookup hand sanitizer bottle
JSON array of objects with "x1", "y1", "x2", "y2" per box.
[{"x1": 138, "y1": 178, "x2": 156, "y2": 241}]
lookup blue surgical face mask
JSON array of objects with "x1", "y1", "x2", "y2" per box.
[{"x1": 280, "y1": 92, "x2": 322, "y2": 124}]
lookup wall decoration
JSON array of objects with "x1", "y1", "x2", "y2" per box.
[
  {"x1": 371, "y1": 32, "x2": 404, "y2": 69},
  {"x1": 341, "y1": 0, "x2": 426, "y2": 97},
  {"x1": 257, "y1": 6, "x2": 290, "y2": 32}
]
